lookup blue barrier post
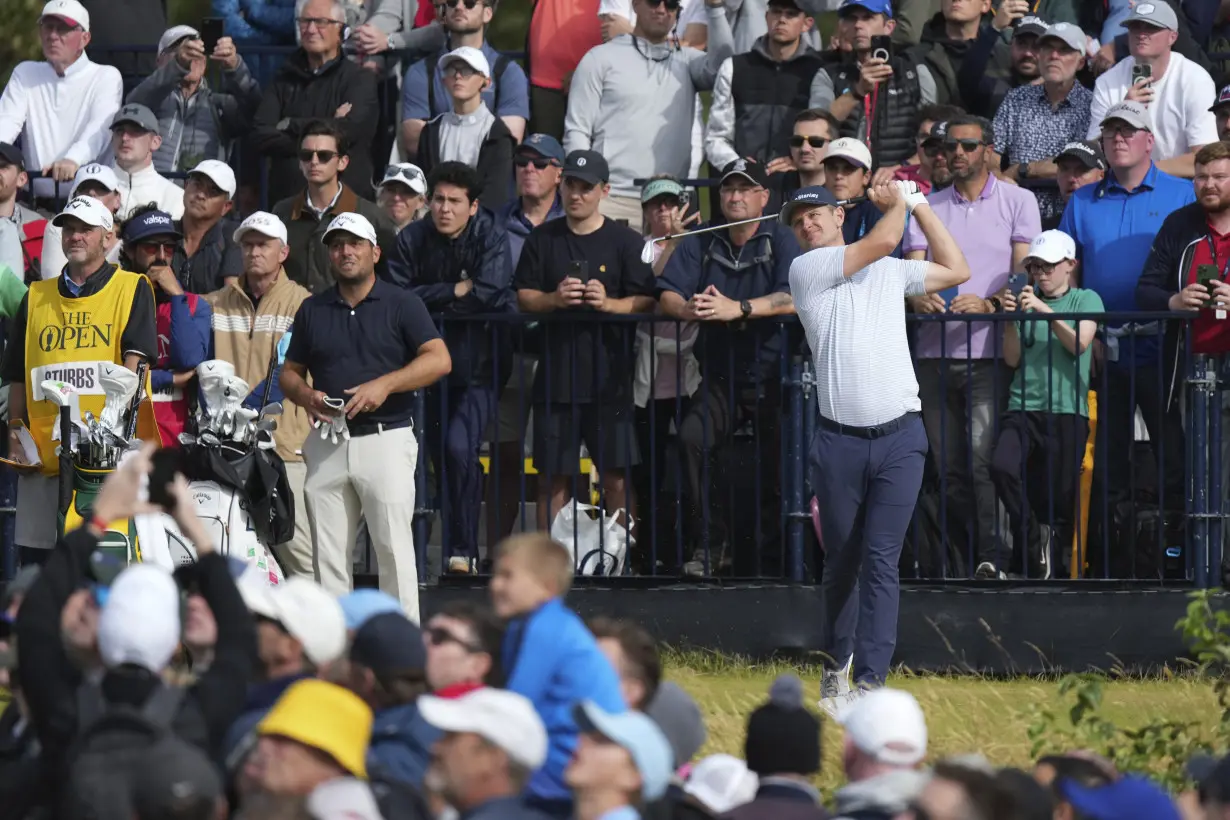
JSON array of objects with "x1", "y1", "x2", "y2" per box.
[
  {"x1": 1190, "y1": 354, "x2": 1213, "y2": 588},
  {"x1": 413, "y1": 389, "x2": 431, "y2": 580},
  {"x1": 786, "y1": 356, "x2": 807, "y2": 582}
]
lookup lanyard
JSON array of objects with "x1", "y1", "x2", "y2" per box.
[{"x1": 1206, "y1": 233, "x2": 1230, "y2": 283}]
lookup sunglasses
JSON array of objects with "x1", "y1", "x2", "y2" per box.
[
  {"x1": 383, "y1": 165, "x2": 425, "y2": 188},
  {"x1": 646, "y1": 0, "x2": 683, "y2": 9},
  {"x1": 427, "y1": 625, "x2": 481, "y2": 652},
  {"x1": 790, "y1": 135, "x2": 829, "y2": 149},
  {"x1": 137, "y1": 240, "x2": 177, "y2": 252},
  {"x1": 438, "y1": 0, "x2": 482, "y2": 9},
  {"x1": 942, "y1": 138, "x2": 984, "y2": 154},
  {"x1": 299, "y1": 149, "x2": 338, "y2": 163},
  {"x1": 921, "y1": 141, "x2": 943, "y2": 158},
  {"x1": 515, "y1": 156, "x2": 559, "y2": 170}
]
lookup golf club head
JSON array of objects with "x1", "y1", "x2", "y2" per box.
[
  {"x1": 200, "y1": 431, "x2": 221, "y2": 448},
  {"x1": 640, "y1": 238, "x2": 660, "y2": 265},
  {"x1": 258, "y1": 402, "x2": 283, "y2": 420},
  {"x1": 177, "y1": 433, "x2": 198, "y2": 446}
]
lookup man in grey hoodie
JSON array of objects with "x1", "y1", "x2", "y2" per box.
[{"x1": 831, "y1": 688, "x2": 929, "y2": 820}]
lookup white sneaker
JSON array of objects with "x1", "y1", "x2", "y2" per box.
[
  {"x1": 447, "y1": 556, "x2": 476, "y2": 574},
  {"x1": 818, "y1": 655, "x2": 853, "y2": 718},
  {"x1": 975, "y1": 561, "x2": 1006, "y2": 580}
]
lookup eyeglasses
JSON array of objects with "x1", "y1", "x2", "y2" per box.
[
  {"x1": 299, "y1": 149, "x2": 338, "y2": 163},
  {"x1": 426, "y1": 625, "x2": 482, "y2": 652},
  {"x1": 515, "y1": 156, "x2": 559, "y2": 170},
  {"x1": 297, "y1": 16, "x2": 343, "y2": 29},
  {"x1": 790, "y1": 135, "x2": 829, "y2": 149},
  {"x1": 136, "y1": 240, "x2": 177, "y2": 252},
  {"x1": 942, "y1": 138, "x2": 984, "y2": 154},
  {"x1": 1025, "y1": 260, "x2": 1059, "y2": 275},
  {"x1": 646, "y1": 0, "x2": 682, "y2": 9},
  {"x1": 443, "y1": 63, "x2": 481, "y2": 79},
  {"x1": 1102, "y1": 123, "x2": 1142, "y2": 141}
]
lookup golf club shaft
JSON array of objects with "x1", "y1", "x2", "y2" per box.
[{"x1": 654, "y1": 196, "x2": 868, "y2": 243}]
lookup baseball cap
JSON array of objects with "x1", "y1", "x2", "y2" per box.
[
  {"x1": 779, "y1": 185, "x2": 840, "y2": 225},
  {"x1": 97, "y1": 564, "x2": 181, "y2": 672},
  {"x1": 1014, "y1": 15, "x2": 1048, "y2": 38},
  {"x1": 239, "y1": 575, "x2": 347, "y2": 666},
  {"x1": 71, "y1": 163, "x2": 120, "y2": 196},
  {"x1": 574, "y1": 701, "x2": 674, "y2": 801},
  {"x1": 1055, "y1": 139, "x2": 1108, "y2": 171},
  {"x1": 40, "y1": 0, "x2": 89, "y2": 32},
  {"x1": 379, "y1": 163, "x2": 428, "y2": 195},
  {"x1": 837, "y1": 0, "x2": 892, "y2": 17},
  {"x1": 232, "y1": 211, "x2": 288, "y2": 244},
  {"x1": 158, "y1": 24, "x2": 199, "y2": 55},
  {"x1": 53, "y1": 196, "x2": 115, "y2": 232},
  {"x1": 1024, "y1": 230, "x2": 1077, "y2": 265},
  {"x1": 131, "y1": 742, "x2": 223, "y2": 818},
  {"x1": 322, "y1": 212, "x2": 379, "y2": 246},
  {"x1": 1211, "y1": 84, "x2": 1230, "y2": 112},
  {"x1": 0, "y1": 143, "x2": 24, "y2": 170},
  {"x1": 187, "y1": 159, "x2": 237, "y2": 199},
  {"x1": 338, "y1": 588, "x2": 403, "y2": 631},
  {"x1": 923, "y1": 120, "x2": 950, "y2": 145},
  {"x1": 642, "y1": 177, "x2": 686, "y2": 205},
  {"x1": 519, "y1": 133, "x2": 565, "y2": 165},
  {"x1": 1059, "y1": 775, "x2": 1181, "y2": 820},
  {"x1": 1040, "y1": 22, "x2": 1085, "y2": 53},
  {"x1": 645, "y1": 681, "x2": 706, "y2": 768},
  {"x1": 441, "y1": 45, "x2": 491, "y2": 77},
  {"x1": 123, "y1": 210, "x2": 181, "y2": 244},
  {"x1": 837, "y1": 688, "x2": 927, "y2": 766},
  {"x1": 563, "y1": 150, "x2": 609, "y2": 185},
  {"x1": 349, "y1": 612, "x2": 427, "y2": 678},
  {"x1": 1101, "y1": 100, "x2": 1151, "y2": 132},
  {"x1": 683, "y1": 754, "x2": 759, "y2": 815},
  {"x1": 824, "y1": 137, "x2": 873, "y2": 170},
  {"x1": 419, "y1": 688, "x2": 549, "y2": 770},
  {"x1": 258, "y1": 680, "x2": 373, "y2": 779},
  {"x1": 719, "y1": 158, "x2": 769, "y2": 189},
  {"x1": 111, "y1": 103, "x2": 160, "y2": 134},
  {"x1": 1125, "y1": 1, "x2": 1178, "y2": 31}
]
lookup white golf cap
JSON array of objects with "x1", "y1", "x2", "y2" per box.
[
  {"x1": 53, "y1": 196, "x2": 115, "y2": 232},
  {"x1": 40, "y1": 0, "x2": 89, "y2": 32},
  {"x1": 158, "y1": 24, "x2": 200, "y2": 55},
  {"x1": 233, "y1": 211, "x2": 288, "y2": 244},
  {"x1": 71, "y1": 163, "x2": 120, "y2": 196},
  {"x1": 322, "y1": 212, "x2": 378, "y2": 245},
  {"x1": 1024, "y1": 229, "x2": 1077, "y2": 265},
  {"x1": 837, "y1": 688, "x2": 927, "y2": 767},
  {"x1": 682, "y1": 754, "x2": 759, "y2": 814},
  {"x1": 418, "y1": 689, "x2": 548, "y2": 770},
  {"x1": 441, "y1": 45, "x2": 491, "y2": 77},
  {"x1": 238, "y1": 576, "x2": 347, "y2": 667},
  {"x1": 379, "y1": 163, "x2": 428, "y2": 195},
  {"x1": 1101, "y1": 100, "x2": 1152, "y2": 132},
  {"x1": 188, "y1": 159, "x2": 237, "y2": 198},
  {"x1": 823, "y1": 137, "x2": 873, "y2": 171}
]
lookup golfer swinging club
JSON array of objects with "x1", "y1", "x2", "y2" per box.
[{"x1": 783, "y1": 180, "x2": 969, "y2": 715}]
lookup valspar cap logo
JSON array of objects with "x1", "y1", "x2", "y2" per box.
[{"x1": 37, "y1": 310, "x2": 115, "y2": 353}]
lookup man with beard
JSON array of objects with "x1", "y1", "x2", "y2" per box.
[
  {"x1": 1213, "y1": 85, "x2": 1230, "y2": 143},
  {"x1": 766, "y1": 109, "x2": 837, "y2": 213},
  {"x1": 886, "y1": 105, "x2": 961, "y2": 192},
  {"x1": 956, "y1": 13, "x2": 1047, "y2": 120},
  {"x1": 1047, "y1": 141, "x2": 1106, "y2": 231},
  {"x1": 120, "y1": 206, "x2": 212, "y2": 446},
  {"x1": 917, "y1": 120, "x2": 955, "y2": 193}
]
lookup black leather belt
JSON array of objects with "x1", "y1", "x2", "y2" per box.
[
  {"x1": 347, "y1": 417, "x2": 413, "y2": 438},
  {"x1": 817, "y1": 411, "x2": 919, "y2": 440}
]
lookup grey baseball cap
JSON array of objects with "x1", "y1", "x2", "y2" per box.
[
  {"x1": 1125, "y1": 1, "x2": 1178, "y2": 31},
  {"x1": 1101, "y1": 100, "x2": 1152, "y2": 132},
  {"x1": 1040, "y1": 22, "x2": 1086, "y2": 53},
  {"x1": 110, "y1": 103, "x2": 160, "y2": 133}
]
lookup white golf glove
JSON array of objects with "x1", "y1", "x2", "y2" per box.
[
  {"x1": 895, "y1": 179, "x2": 928, "y2": 214},
  {"x1": 315, "y1": 398, "x2": 351, "y2": 444}
]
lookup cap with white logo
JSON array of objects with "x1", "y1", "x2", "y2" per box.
[
  {"x1": 187, "y1": 159, "x2": 237, "y2": 199},
  {"x1": 1014, "y1": 15, "x2": 1047, "y2": 38},
  {"x1": 1125, "y1": 1, "x2": 1178, "y2": 31},
  {"x1": 1101, "y1": 100, "x2": 1152, "y2": 132},
  {"x1": 53, "y1": 196, "x2": 115, "y2": 232},
  {"x1": 158, "y1": 25, "x2": 200, "y2": 55},
  {"x1": 40, "y1": 0, "x2": 89, "y2": 32},
  {"x1": 233, "y1": 211, "x2": 288, "y2": 245},
  {"x1": 71, "y1": 163, "x2": 120, "y2": 197},
  {"x1": 823, "y1": 137, "x2": 873, "y2": 171},
  {"x1": 1211, "y1": 84, "x2": 1230, "y2": 113},
  {"x1": 1024, "y1": 230, "x2": 1078, "y2": 265},
  {"x1": 441, "y1": 46, "x2": 491, "y2": 78},
  {"x1": 1040, "y1": 22, "x2": 1085, "y2": 54},
  {"x1": 322, "y1": 212, "x2": 378, "y2": 246}
]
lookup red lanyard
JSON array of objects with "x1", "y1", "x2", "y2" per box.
[{"x1": 863, "y1": 85, "x2": 878, "y2": 155}]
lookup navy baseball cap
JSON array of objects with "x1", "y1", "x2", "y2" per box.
[
  {"x1": 838, "y1": 0, "x2": 892, "y2": 16},
  {"x1": 1059, "y1": 776, "x2": 1180, "y2": 820},
  {"x1": 349, "y1": 611, "x2": 427, "y2": 678},
  {"x1": 123, "y1": 210, "x2": 182, "y2": 244},
  {"x1": 518, "y1": 133, "x2": 565, "y2": 164},
  {"x1": 779, "y1": 185, "x2": 839, "y2": 226},
  {"x1": 563, "y1": 150, "x2": 609, "y2": 185},
  {"x1": 0, "y1": 143, "x2": 23, "y2": 170}
]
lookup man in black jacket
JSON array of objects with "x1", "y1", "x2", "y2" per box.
[
  {"x1": 251, "y1": 0, "x2": 380, "y2": 204},
  {"x1": 387, "y1": 162, "x2": 513, "y2": 573}
]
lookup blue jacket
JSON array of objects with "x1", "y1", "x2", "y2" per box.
[
  {"x1": 221, "y1": 672, "x2": 314, "y2": 773},
  {"x1": 499, "y1": 195, "x2": 564, "y2": 270},
  {"x1": 157, "y1": 294, "x2": 212, "y2": 394},
  {"x1": 367, "y1": 702, "x2": 439, "y2": 789},
  {"x1": 212, "y1": 0, "x2": 298, "y2": 45},
  {"x1": 462, "y1": 796, "x2": 554, "y2": 820},
  {"x1": 503, "y1": 598, "x2": 625, "y2": 802}
]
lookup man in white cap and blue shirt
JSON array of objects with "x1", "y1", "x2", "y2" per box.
[
  {"x1": 280, "y1": 212, "x2": 452, "y2": 620},
  {"x1": 565, "y1": 700, "x2": 674, "y2": 820},
  {"x1": 781, "y1": 179, "x2": 968, "y2": 714},
  {"x1": 832, "y1": 688, "x2": 929, "y2": 820}
]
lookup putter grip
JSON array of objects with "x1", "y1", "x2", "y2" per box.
[{"x1": 123, "y1": 361, "x2": 149, "y2": 441}]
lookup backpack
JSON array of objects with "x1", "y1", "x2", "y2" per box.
[
  {"x1": 65, "y1": 682, "x2": 191, "y2": 820},
  {"x1": 20, "y1": 219, "x2": 46, "y2": 285},
  {"x1": 425, "y1": 49, "x2": 512, "y2": 116}
]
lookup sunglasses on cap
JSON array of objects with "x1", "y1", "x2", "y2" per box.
[
  {"x1": 790, "y1": 135, "x2": 829, "y2": 149},
  {"x1": 942, "y1": 138, "x2": 984, "y2": 154},
  {"x1": 515, "y1": 155, "x2": 560, "y2": 170},
  {"x1": 299, "y1": 149, "x2": 338, "y2": 163},
  {"x1": 426, "y1": 625, "x2": 483, "y2": 652},
  {"x1": 383, "y1": 165, "x2": 424, "y2": 186}
]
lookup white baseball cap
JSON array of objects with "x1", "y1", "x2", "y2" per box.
[
  {"x1": 53, "y1": 196, "x2": 115, "y2": 232},
  {"x1": 233, "y1": 211, "x2": 288, "y2": 244},
  {"x1": 40, "y1": 0, "x2": 89, "y2": 32},
  {"x1": 322, "y1": 212, "x2": 379, "y2": 245},
  {"x1": 1024, "y1": 229, "x2": 1077, "y2": 265},
  {"x1": 158, "y1": 24, "x2": 200, "y2": 55},
  {"x1": 837, "y1": 688, "x2": 928, "y2": 767},
  {"x1": 379, "y1": 163, "x2": 428, "y2": 195},
  {"x1": 441, "y1": 45, "x2": 491, "y2": 77},
  {"x1": 418, "y1": 689, "x2": 548, "y2": 770},
  {"x1": 682, "y1": 755, "x2": 759, "y2": 814},
  {"x1": 238, "y1": 576, "x2": 347, "y2": 667},
  {"x1": 188, "y1": 159, "x2": 237, "y2": 199},
  {"x1": 71, "y1": 163, "x2": 120, "y2": 197},
  {"x1": 823, "y1": 137, "x2": 873, "y2": 171}
]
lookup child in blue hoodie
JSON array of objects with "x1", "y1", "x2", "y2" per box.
[{"x1": 492, "y1": 533, "x2": 626, "y2": 816}]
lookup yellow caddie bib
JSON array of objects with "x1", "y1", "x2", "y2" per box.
[{"x1": 25, "y1": 269, "x2": 162, "y2": 476}]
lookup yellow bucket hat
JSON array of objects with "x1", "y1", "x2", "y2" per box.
[{"x1": 257, "y1": 679, "x2": 373, "y2": 779}]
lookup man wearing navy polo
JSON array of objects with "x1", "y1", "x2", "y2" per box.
[{"x1": 280, "y1": 212, "x2": 452, "y2": 622}]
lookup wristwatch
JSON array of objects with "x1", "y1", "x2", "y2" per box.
[
  {"x1": 989, "y1": 296, "x2": 1003, "y2": 312},
  {"x1": 739, "y1": 299, "x2": 753, "y2": 319},
  {"x1": 1019, "y1": 162, "x2": 1031, "y2": 180}
]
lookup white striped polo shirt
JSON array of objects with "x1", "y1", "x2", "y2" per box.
[{"x1": 789, "y1": 246, "x2": 930, "y2": 428}]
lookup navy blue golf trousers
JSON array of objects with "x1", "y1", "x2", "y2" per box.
[{"x1": 424, "y1": 385, "x2": 499, "y2": 560}]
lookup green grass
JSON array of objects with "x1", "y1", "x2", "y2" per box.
[{"x1": 665, "y1": 651, "x2": 1219, "y2": 795}]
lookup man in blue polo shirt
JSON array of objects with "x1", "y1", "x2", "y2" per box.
[
  {"x1": 1058, "y1": 100, "x2": 1194, "y2": 570},
  {"x1": 658, "y1": 158, "x2": 800, "y2": 577},
  {"x1": 280, "y1": 212, "x2": 453, "y2": 621}
]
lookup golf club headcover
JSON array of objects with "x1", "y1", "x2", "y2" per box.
[
  {"x1": 197, "y1": 360, "x2": 237, "y2": 425},
  {"x1": 98, "y1": 364, "x2": 139, "y2": 433}
]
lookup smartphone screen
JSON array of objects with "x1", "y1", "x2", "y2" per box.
[
  {"x1": 201, "y1": 17, "x2": 224, "y2": 54},
  {"x1": 148, "y1": 448, "x2": 184, "y2": 511}
]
